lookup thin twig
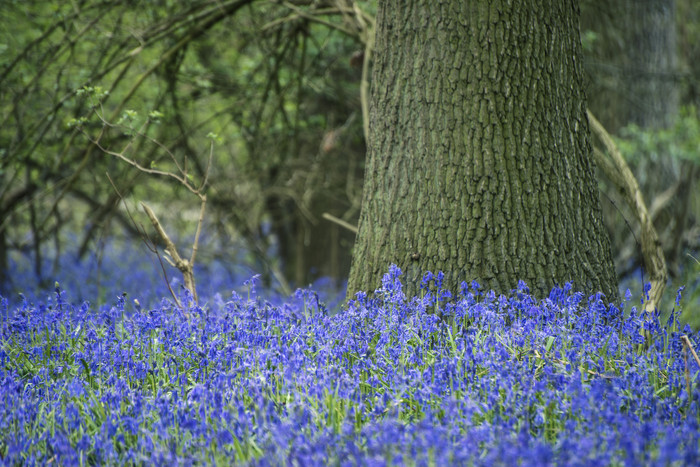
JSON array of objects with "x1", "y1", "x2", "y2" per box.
[
  {"x1": 681, "y1": 335, "x2": 699, "y2": 399},
  {"x1": 190, "y1": 195, "x2": 207, "y2": 269},
  {"x1": 322, "y1": 212, "x2": 358, "y2": 234},
  {"x1": 262, "y1": 3, "x2": 355, "y2": 36},
  {"x1": 106, "y1": 173, "x2": 183, "y2": 309},
  {"x1": 683, "y1": 341, "x2": 691, "y2": 398},
  {"x1": 84, "y1": 112, "x2": 203, "y2": 197},
  {"x1": 681, "y1": 335, "x2": 700, "y2": 368}
]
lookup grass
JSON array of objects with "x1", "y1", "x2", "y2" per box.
[{"x1": 1, "y1": 265, "x2": 699, "y2": 465}]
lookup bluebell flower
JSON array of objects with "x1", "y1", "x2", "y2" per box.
[
  {"x1": 2, "y1": 265, "x2": 698, "y2": 464},
  {"x1": 675, "y1": 286, "x2": 685, "y2": 307}
]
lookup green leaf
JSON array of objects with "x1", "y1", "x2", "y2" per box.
[
  {"x1": 148, "y1": 110, "x2": 164, "y2": 122},
  {"x1": 544, "y1": 336, "x2": 555, "y2": 353},
  {"x1": 80, "y1": 358, "x2": 90, "y2": 379}
]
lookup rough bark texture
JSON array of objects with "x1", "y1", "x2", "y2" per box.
[{"x1": 347, "y1": 0, "x2": 619, "y2": 300}]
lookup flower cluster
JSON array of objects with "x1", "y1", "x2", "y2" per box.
[
  {"x1": 4, "y1": 233, "x2": 349, "y2": 310},
  {"x1": 1, "y1": 266, "x2": 698, "y2": 465}
]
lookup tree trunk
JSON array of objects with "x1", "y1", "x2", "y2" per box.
[
  {"x1": 621, "y1": 0, "x2": 684, "y2": 274},
  {"x1": 622, "y1": 0, "x2": 678, "y2": 129},
  {"x1": 584, "y1": 0, "x2": 684, "y2": 280},
  {"x1": 582, "y1": 0, "x2": 678, "y2": 132},
  {"x1": 0, "y1": 222, "x2": 6, "y2": 293},
  {"x1": 348, "y1": 0, "x2": 619, "y2": 301}
]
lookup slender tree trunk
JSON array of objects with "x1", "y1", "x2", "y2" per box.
[
  {"x1": 581, "y1": 0, "x2": 677, "y2": 131},
  {"x1": 0, "y1": 224, "x2": 6, "y2": 292},
  {"x1": 621, "y1": 0, "x2": 685, "y2": 274},
  {"x1": 584, "y1": 0, "x2": 684, "y2": 278},
  {"x1": 348, "y1": 0, "x2": 619, "y2": 300},
  {"x1": 623, "y1": 0, "x2": 678, "y2": 129}
]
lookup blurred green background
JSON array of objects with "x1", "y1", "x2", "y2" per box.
[{"x1": 1, "y1": 0, "x2": 698, "y2": 325}]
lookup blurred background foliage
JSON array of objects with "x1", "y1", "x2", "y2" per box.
[
  {"x1": 1, "y1": 0, "x2": 698, "y2": 325},
  {"x1": 581, "y1": 0, "x2": 700, "y2": 324}
]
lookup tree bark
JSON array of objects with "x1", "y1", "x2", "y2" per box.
[
  {"x1": 584, "y1": 0, "x2": 683, "y2": 285},
  {"x1": 348, "y1": 0, "x2": 619, "y2": 301},
  {"x1": 582, "y1": 0, "x2": 678, "y2": 132},
  {"x1": 0, "y1": 221, "x2": 6, "y2": 293},
  {"x1": 622, "y1": 0, "x2": 678, "y2": 129}
]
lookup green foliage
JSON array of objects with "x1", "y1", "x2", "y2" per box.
[
  {"x1": 580, "y1": 30, "x2": 598, "y2": 52},
  {"x1": 617, "y1": 106, "x2": 700, "y2": 164},
  {"x1": 609, "y1": 106, "x2": 700, "y2": 330},
  {"x1": 1, "y1": 0, "x2": 366, "y2": 290}
]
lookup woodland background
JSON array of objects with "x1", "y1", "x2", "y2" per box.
[{"x1": 1, "y1": 0, "x2": 699, "y2": 323}]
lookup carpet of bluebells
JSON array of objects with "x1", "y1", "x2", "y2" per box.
[{"x1": 1, "y1": 264, "x2": 699, "y2": 465}]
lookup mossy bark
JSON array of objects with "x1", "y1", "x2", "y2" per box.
[{"x1": 347, "y1": 0, "x2": 619, "y2": 300}]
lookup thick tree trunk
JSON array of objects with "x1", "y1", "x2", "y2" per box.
[{"x1": 348, "y1": 0, "x2": 619, "y2": 300}]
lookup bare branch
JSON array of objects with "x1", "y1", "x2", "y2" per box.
[
  {"x1": 142, "y1": 202, "x2": 198, "y2": 304},
  {"x1": 106, "y1": 173, "x2": 184, "y2": 310},
  {"x1": 262, "y1": 3, "x2": 354, "y2": 36},
  {"x1": 588, "y1": 109, "x2": 668, "y2": 314},
  {"x1": 322, "y1": 212, "x2": 358, "y2": 234},
  {"x1": 190, "y1": 195, "x2": 207, "y2": 268}
]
